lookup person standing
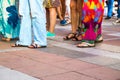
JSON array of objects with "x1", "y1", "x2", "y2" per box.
[
  {"x1": 0, "y1": 0, "x2": 20, "y2": 41},
  {"x1": 44, "y1": 0, "x2": 61, "y2": 37},
  {"x1": 113, "y1": 0, "x2": 120, "y2": 24},
  {"x1": 77, "y1": 0, "x2": 104, "y2": 47},
  {"x1": 12, "y1": 0, "x2": 47, "y2": 48},
  {"x1": 105, "y1": 0, "x2": 114, "y2": 19}
]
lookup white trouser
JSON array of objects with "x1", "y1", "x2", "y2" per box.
[{"x1": 16, "y1": 0, "x2": 47, "y2": 46}]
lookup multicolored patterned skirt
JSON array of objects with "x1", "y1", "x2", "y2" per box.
[
  {"x1": 0, "y1": 0, "x2": 20, "y2": 38},
  {"x1": 81, "y1": 0, "x2": 104, "y2": 43}
]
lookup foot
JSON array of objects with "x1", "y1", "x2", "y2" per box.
[
  {"x1": 60, "y1": 19, "x2": 67, "y2": 26},
  {"x1": 11, "y1": 43, "x2": 28, "y2": 47},
  {"x1": 77, "y1": 42, "x2": 95, "y2": 48},
  {"x1": 95, "y1": 35, "x2": 103, "y2": 43},
  {"x1": 47, "y1": 31, "x2": 55, "y2": 37},
  {"x1": 63, "y1": 33, "x2": 76, "y2": 40},
  {"x1": 28, "y1": 44, "x2": 47, "y2": 49},
  {"x1": 2, "y1": 38, "x2": 11, "y2": 42},
  {"x1": 72, "y1": 34, "x2": 82, "y2": 41},
  {"x1": 113, "y1": 18, "x2": 120, "y2": 25}
]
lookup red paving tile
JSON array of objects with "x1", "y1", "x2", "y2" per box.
[
  {"x1": 11, "y1": 50, "x2": 71, "y2": 64},
  {"x1": 0, "y1": 52, "x2": 39, "y2": 68},
  {"x1": 0, "y1": 42, "x2": 12, "y2": 49},
  {"x1": 104, "y1": 39, "x2": 120, "y2": 46},
  {"x1": 16, "y1": 62, "x2": 69, "y2": 77},
  {"x1": 0, "y1": 42, "x2": 120, "y2": 80},
  {"x1": 49, "y1": 59, "x2": 100, "y2": 71},
  {"x1": 42, "y1": 72, "x2": 97, "y2": 80},
  {"x1": 79, "y1": 67, "x2": 120, "y2": 80}
]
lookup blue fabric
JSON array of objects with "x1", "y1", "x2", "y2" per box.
[
  {"x1": 107, "y1": 0, "x2": 114, "y2": 17},
  {"x1": 0, "y1": 0, "x2": 20, "y2": 38},
  {"x1": 6, "y1": 5, "x2": 19, "y2": 29}
]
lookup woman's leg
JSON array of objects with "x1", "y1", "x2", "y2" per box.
[
  {"x1": 77, "y1": 0, "x2": 83, "y2": 27},
  {"x1": 49, "y1": 8, "x2": 57, "y2": 33},
  {"x1": 60, "y1": 0, "x2": 66, "y2": 18},
  {"x1": 56, "y1": 6, "x2": 64, "y2": 20},
  {"x1": 70, "y1": 0, "x2": 79, "y2": 33},
  {"x1": 46, "y1": 8, "x2": 50, "y2": 31}
]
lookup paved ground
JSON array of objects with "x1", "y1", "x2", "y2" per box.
[{"x1": 0, "y1": 17, "x2": 120, "y2": 80}]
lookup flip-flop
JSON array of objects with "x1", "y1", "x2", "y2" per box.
[
  {"x1": 28, "y1": 44, "x2": 47, "y2": 49},
  {"x1": 95, "y1": 35, "x2": 103, "y2": 43},
  {"x1": 11, "y1": 43, "x2": 28, "y2": 47},
  {"x1": 77, "y1": 42, "x2": 95, "y2": 48}
]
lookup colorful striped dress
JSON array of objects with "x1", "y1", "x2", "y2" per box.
[
  {"x1": 81, "y1": 0, "x2": 104, "y2": 43},
  {"x1": 0, "y1": 0, "x2": 20, "y2": 39}
]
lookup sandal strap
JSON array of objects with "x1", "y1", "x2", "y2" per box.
[
  {"x1": 63, "y1": 33, "x2": 76, "y2": 40},
  {"x1": 31, "y1": 44, "x2": 39, "y2": 48}
]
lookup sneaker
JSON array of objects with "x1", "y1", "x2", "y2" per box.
[
  {"x1": 60, "y1": 19, "x2": 67, "y2": 26},
  {"x1": 113, "y1": 18, "x2": 120, "y2": 25},
  {"x1": 115, "y1": 19, "x2": 120, "y2": 23},
  {"x1": 47, "y1": 31, "x2": 55, "y2": 37}
]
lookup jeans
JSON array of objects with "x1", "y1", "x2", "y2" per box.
[{"x1": 107, "y1": 0, "x2": 114, "y2": 17}]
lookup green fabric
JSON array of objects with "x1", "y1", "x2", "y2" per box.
[{"x1": 0, "y1": 0, "x2": 20, "y2": 38}]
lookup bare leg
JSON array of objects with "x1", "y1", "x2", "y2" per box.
[
  {"x1": 60, "y1": 0, "x2": 66, "y2": 18},
  {"x1": 56, "y1": 6, "x2": 64, "y2": 20},
  {"x1": 77, "y1": 0, "x2": 83, "y2": 27},
  {"x1": 49, "y1": 8, "x2": 57, "y2": 33},
  {"x1": 70, "y1": 0, "x2": 79, "y2": 33},
  {"x1": 46, "y1": 8, "x2": 50, "y2": 31}
]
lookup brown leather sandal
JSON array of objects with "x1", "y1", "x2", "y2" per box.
[
  {"x1": 63, "y1": 33, "x2": 76, "y2": 40},
  {"x1": 72, "y1": 34, "x2": 82, "y2": 41},
  {"x1": 28, "y1": 44, "x2": 47, "y2": 49}
]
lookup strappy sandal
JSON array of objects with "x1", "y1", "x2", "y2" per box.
[
  {"x1": 28, "y1": 44, "x2": 47, "y2": 49},
  {"x1": 72, "y1": 27, "x2": 82, "y2": 41},
  {"x1": 11, "y1": 43, "x2": 28, "y2": 47},
  {"x1": 95, "y1": 35, "x2": 103, "y2": 43},
  {"x1": 63, "y1": 33, "x2": 76, "y2": 40},
  {"x1": 72, "y1": 34, "x2": 82, "y2": 41},
  {"x1": 77, "y1": 42, "x2": 95, "y2": 48}
]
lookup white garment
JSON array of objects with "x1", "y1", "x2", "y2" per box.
[
  {"x1": 65, "y1": 0, "x2": 70, "y2": 19},
  {"x1": 16, "y1": 0, "x2": 47, "y2": 46}
]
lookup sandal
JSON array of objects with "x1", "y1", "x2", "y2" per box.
[
  {"x1": 95, "y1": 35, "x2": 103, "y2": 43},
  {"x1": 2, "y1": 37, "x2": 11, "y2": 42},
  {"x1": 72, "y1": 27, "x2": 82, "y2": 41},
  {"x1": 11, "y1": 43, "x2": 28, "y2": 47},
  {"x1": 63, "y1": 33, "x2": 76, "y2": 40},
  {"x1": 28, "y1": 44, "x2": 47, "y2": 49},
  {"x1": 77, "y1": 42, "x2": 95, "y2": 48},
  {"x1": 72, "y1": 34, "x2": 82, "y2": 41}
]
